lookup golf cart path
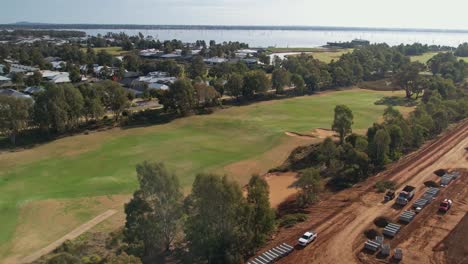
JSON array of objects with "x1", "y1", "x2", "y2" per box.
[{"x1": 19, "y1": 209, "x2": 117, "y2": 264}]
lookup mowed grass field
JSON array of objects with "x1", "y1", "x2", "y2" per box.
[
  {"x1": 410, "y1": 51, "x2": 468, "y2": 64},
  {"x1": 80, "y1": 46, "x2": 126, "y2": 56},
  {"x1": 0, "y1": 89, "x2": 411, "y2": 261},
  {"x1": 268, "y1": 48, "x2": 352, "y2": 63}
]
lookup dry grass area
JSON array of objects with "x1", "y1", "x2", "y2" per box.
[{"x1": 2, "y1": 195, "x2": 129, "y2": 264}]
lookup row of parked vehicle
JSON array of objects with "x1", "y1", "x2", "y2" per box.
[{"x1": 372, "y1": 171, "x2": 460, "y2": 261}]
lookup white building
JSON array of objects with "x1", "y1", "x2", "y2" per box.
[{"x1": 204, "y1": 57, "x2": 228, "y2": 65}]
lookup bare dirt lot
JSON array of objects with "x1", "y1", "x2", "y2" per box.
[{"x1": 254, "y1": 120, "x2": 468, "y2": 264}]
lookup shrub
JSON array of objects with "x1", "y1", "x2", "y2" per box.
[
  {"x1": 434, "y1": 169, "x2": 447, "y2": 177},
  {"x1": 364, "y1": 229, "x2": 382, "y2": 239},
  {"x1": 424, "y1": 180, "x2": 440, "y2": 188},
  {"x1": 374, "y1": 216, "x2": 391, "y2": 228},
  {"x1": 278, "y1": 213, "x2": 308, "y2": 228},
  {"x1": 46, "y1": 252, "x2": 81, "y2": 264},
  {"x1": 375, "y1": 180, "x2": 396, "y2": 193}
]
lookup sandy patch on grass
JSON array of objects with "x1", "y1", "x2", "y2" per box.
[
  {"x1": 1, "y1": 195, "x2": 130, "y2": 264},
  {"x1": 265, "y1": 172, "x2": 299, "y2": 208},
  {"x1": 285, "y1": 128, "x2": 337, "y2": 140}
]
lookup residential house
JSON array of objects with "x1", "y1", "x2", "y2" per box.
[
  {"x1": 204, "y1": 57, "x2": 228, "y2": 65},
  {"x1": 235, "y1": 49, "x2": 258, "y2": 58},
  {"x1": 242, "y1": 58, "x2": 259, "y2": 65},
  {"x1": 24, "y1": 86, "x2": 45, "y2": 95},
  {"x1": 9, "y1": 64, "x2": 39, "y2": 74},
  {"x1": 51, "y1": 61, "x2": 67, "y2": 70},
  {"x1": 0, "y1": 75, "x2": 12, "y2": 88},
  {"x1": 0, "y1": 88, "x2": 32, "y2": 99},
  {"x1": 160, "y1": 53, "x2": 181, "y2": 59},
  {"x1": 40, "y1": 70, "x2": 71, "y2": 84}
]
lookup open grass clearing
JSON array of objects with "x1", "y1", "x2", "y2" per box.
[
  {"x1": 80, "y1": 46, "x2": 126, "y2": 56},
  {"x1": 0, "y1": 88, "x2": 413, "y2": 261},
  {"x1": 410, "y1": 51, "x2": 468, "y2": 64}
]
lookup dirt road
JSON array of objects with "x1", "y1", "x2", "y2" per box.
[
  {"x1": 19, "y1": 209, "x2": 117, "y2": 264},
  {"x1": 258, "y1": 120, "x2": 468, "y2": 264}
]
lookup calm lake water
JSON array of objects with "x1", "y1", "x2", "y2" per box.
[{"x1": 82, "y1": 28, "x2": 468, "y2": 47}]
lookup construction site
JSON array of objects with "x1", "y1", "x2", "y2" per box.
[{"x1": 251, "y1": 120, "x2": 468, "y2": 264}]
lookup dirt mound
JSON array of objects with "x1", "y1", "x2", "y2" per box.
[{"x1": 439, "y1": 213, "x2": 468, "y2": 264}]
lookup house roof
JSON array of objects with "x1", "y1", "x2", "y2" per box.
[
  {"x1": 10, "y1": 64, "x2": 39, "y2": 73},
  {"x1": 41, "y1": 70, "x2": 62, "y2": 78},
  {"x1": 204, "y1": 57, "x2": 227, "y2": 64},
  {"x1": 0, "y1": 88, "x2": 32, "y2": 99},
  {"x1": 24, "y1": 86, "x2": 45, "y2": 94},
  {"x1": 160, "y1": 54, "x2": 181, "y2": 59},
  {"x1": 0, "y1": 75, "x2": 11, "y2": 81},
  {"x1": 148, "y1": 83, "x2": 169, "y2": 90},
  {"x1": 50, "y1": 72, "x2": 71, "y2": 83}
]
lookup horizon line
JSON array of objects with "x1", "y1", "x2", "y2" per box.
[{"x1": 2, "y1": 22, "x2": 468, "y2": 34}]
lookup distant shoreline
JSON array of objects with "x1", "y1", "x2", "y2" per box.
[{"x1": 2, "y1": 23, "x2": 468, "y2": 34}]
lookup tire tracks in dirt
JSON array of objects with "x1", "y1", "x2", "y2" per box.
[{"x1": 258, "y1": 120, "x2": 468, "y2": 264}]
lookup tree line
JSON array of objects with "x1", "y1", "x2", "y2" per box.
[
  {"x1": 123, "y1": 162, "x2": 276, "y2": 264},
  {"x1": 0, "y1": 81, "x2": 131, "y2": 145},
  {"x1": 298, "y1": 79, "x2": 467, "y2": 190}
]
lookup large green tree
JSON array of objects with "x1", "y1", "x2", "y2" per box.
[
  {"x1": 271, "y1": 68, "x2": 291, "y2": 94},
  {"x1": 0, "y1": 95, "x2": 32, "y2": 145},
  {"x1": 369, "y1": 128, "x2": 391, "y2": 167},
  {"x1": 225, "y1": 73, "x2": 244, "y2": 98},
  {"x1": 394, "y1": 62, "x2": 425, "y2": 99},
  {"x1": 184, "y1": 174, "x2": 249, "y2": 264},
  {"x1": 124, "y1": 162, "x2": 183, "y2": 262},
  {"x1": 296, "y1": 168, "x2": 323, "y2": 207},
  {"x1": 243, "y1": 70, "x2": 271, "y2": 97},
  {"x1": 246, "y1": 175, "x2": 275, "y2": 252},
  {"x1": 332, "y1": 105, "x2": 354, "y2": 144},
  {"x1": 189, "y1": 55, "x2": 207, "y2": 79},
  {"x1": 63, "y1": 84, "x2": 84, "y2": 129},
  {"x1": 78, "y1": 83, "x2": 105, "y2": 121},
  {"x1": 33, "y1": 84, "x2": 69, "y2": 133},
  {"x1": 101, "y1": 81, "x2": 129, "y2": 120},
  {"x1": 166, "y1": 79, "x2": 196, "y2": 115}
]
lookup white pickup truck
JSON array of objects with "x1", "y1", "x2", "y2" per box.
[{"x1": 298, "y1": 231, "x2": 317, "y2": 246}]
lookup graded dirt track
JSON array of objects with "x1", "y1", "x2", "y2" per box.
[{"x1": 257, "y1": 120, "x2": 468, "y2": 264}]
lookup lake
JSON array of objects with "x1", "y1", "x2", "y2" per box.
[{"x1": 81, "y1": 28, "x2": 468, "y2": 47}]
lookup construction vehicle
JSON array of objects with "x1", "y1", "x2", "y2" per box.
[
  {"x1": 384, "y1": 190, "x2": 395, "y2": 202},
  {"x1": 439, "y1": 199, "x2": 452, "y2": 213},
  {"x1": 396, "y1": 185, "x2": 416, "y2": 206}
]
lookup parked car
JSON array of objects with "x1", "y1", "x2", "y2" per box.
[
  {"x1": 384, "y1": 190, "x2": 396, "y2": 201},
  {"x1": 298, "y1": 231, "x2": 317, "y2": 246},
  {"x1": 439, "y1": 199, "x2": 452, "y2": 213}
]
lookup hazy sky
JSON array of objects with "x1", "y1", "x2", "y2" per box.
[{"x1": 2, "y1": 0, "x2": 468, "y2": 29}]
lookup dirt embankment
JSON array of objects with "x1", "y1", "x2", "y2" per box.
[
  {"x1": 437, "y1": 213, "x2": 468, "y2": 264},
  {"x1": 252, "y1": 120, "x2": 468, "y2": 264}
]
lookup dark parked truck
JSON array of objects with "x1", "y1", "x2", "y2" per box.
[
  {"x1": 396, "y1": 185, "x2": 416, "y2": 205},
  {"x1": 384, "y1": 190, "x2": 396, "y2": 201}
]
